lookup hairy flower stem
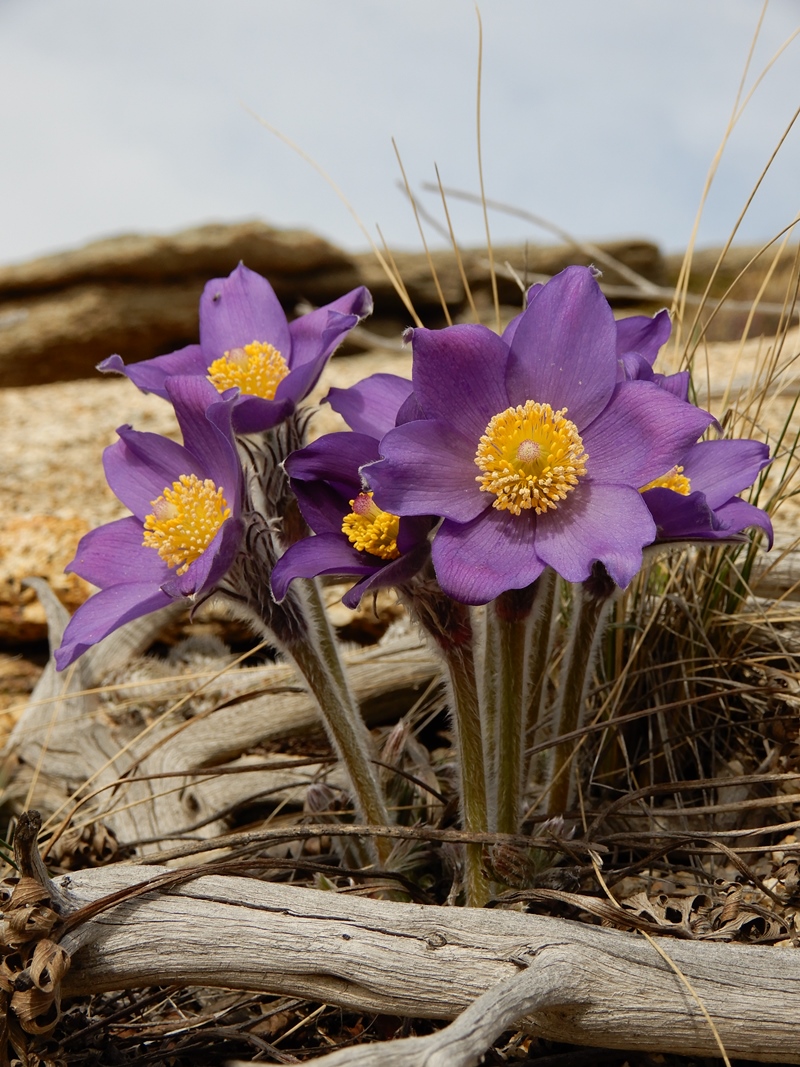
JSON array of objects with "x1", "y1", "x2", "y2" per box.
[
  {"x1": 403, "y1": 579, "x2": 489, "y2": 907},
  {"x1": 283, "y1": 579, "x2": 393, "y2": 867},
  {"x1": 443, "y1": 644, "x2": 490, "y2": 907},
  {"x1": 478, "y1": 603, "x2": 500, "y2": 828},
  {"x1": 492, "y1": 584, "x2": 538, "y2": 836},
  {"x1": 524, "y1": 568, "x2": 558, "y2": 790},
  {"x1": 547, "y1": 564, "x2": 619, "y2": 816}
]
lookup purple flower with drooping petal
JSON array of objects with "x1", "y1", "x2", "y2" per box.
[
  {"x1": 55, "y1": 377, "x2": 244, "y2": 669},
  {"x1": 271, "y1": 374, "x2": 431, "y2": 608},
  {"x1": 99, "y1": 263, "x2": 373, "y2": 434},
  {"x1": 364, "y1": 266, "x2": 717, "y2": 605},
  {"x1": 641, "y1": 437, "x2": 773, "y2": 545}
]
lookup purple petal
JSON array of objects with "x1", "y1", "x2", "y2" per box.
[
  {"x1": 288, "y1": 286, "x2": 372, "y2": 371},
  {"x1": 230, "y1": 395, "x2": 295, "y2": 434},
  {"x1": 618, "y1": 351, "x2": 655, "y2": 382},
  {"x1": 273, "y1": 345, "x2": 333, "y2": 409},
  {"x1": 431, "y1": 509, "x2": 545, "y2": 604},
  {"x1": 98, "y1": 346, "x2": 206, "y2": 397},
  {"x1": 506, "y1": 266, "x2": 617, "y2": 428},
  {"x1": 104, "y1": 429, "x2": 203, "y2": 520},
  {"x1": 656, "y1": 370, "x2": 690, "y2": 400},
  {"x1": 199, "y1": 263, "x2": 291, "y2": 363},
  {"x1": 581, "y1": 381, "x2": 715, "y2": 487},
  {"x1": 713, "y1": 497, "x2": 773, "y2": 547},
  {"x1": 323, "y1": 285, "x2": 374, "y2": 320},
  {"x1": 286, "y1": 432, "x2": 378, "y2": 490},
  {"x1": 616, "y1": 309, "x2": 671, "y2": 365},
  {"x1": 165, "y1": 377, "x2": 241, "y2": 508},
  {"x1": 159, "y1": 515, "x2": 243, "y2": 598},
  {"x1": 396, "y1": 514, "x2": 434, "y2": 554},
  {"x1": 55, "y1": 583, "x2": 173, "y2": 670},
  {"x1": 271, "y1": 534, "x2": 380, "y2": 601},
  {"x1": 409, "y1": 324, "x2": 511, "y2": 442},
  {"x1": 680, "y1": 438, "x2": 771, "y2": 508},
  {"x1": 396, "y1": 391, "x2": 426, "y2": 426},
  {"x1": 501, "y1": 283, "x2": 544, "y2": 349},
  {"x1": 535, "y1": 481, "x2": 656, "y2": 587},
  {"x1": 65, "y1": 517, "x2": 167, "y2": 587},
  {"x1": 367, "y1": 420, "x2": 487, "y2": 523},
  {"x1": 342, "y1": 541, "x2": 430, "y2": 607},
  {"x1": 643, "y1": 488, "x2": 718, "y2": 539},
  {"x1": 291, "y1": 478, "x2": 353, "y2": 535},
  {"x1": 287, "y1": 433, "x2": 378, "y2": 534},
  {"x1": 326, "y1": 373, "x2": 414, "y2": 438}
]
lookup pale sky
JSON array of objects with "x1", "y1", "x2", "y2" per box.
[{"x1": 1, "y1": 0, "x2": 798, "y2": 266}]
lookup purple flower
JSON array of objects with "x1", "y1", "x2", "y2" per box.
[
  {"x1": 99, "y1": 264, "x2": 373, "y2": 434},
  {"x1": 611, "y1": 309, "x2": 773, "y2": 544},
  {"x1": 641, "y1": 437, "x2": 773, "y2": 545},
  {"x1": 271, "y1": 375, "x2": 431, "y2": 608},
  {"x1": 55, "y1": 377, "x2": 244, "y2": 669},
  {"x1": 364, "y1": 266, "x2": 716, "y2": 604}
]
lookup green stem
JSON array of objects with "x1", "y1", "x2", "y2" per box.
[
  {"x1": 524, "y1": 568, "x2": 558, "y2": 794},
  {"x1": 404, "y1": 581, "x2": 489, "y2": 906},
  {"x1": 479, "y1": 604, "x2": 500, "y2": 824},
  {"x1": 286, "y1": 578, "x2": 392, "y2": 867},
  {"x1": 493, "y1": 587, "x2": 535, "y2": 836},
  {"x1": 444, "y1": 642, "x2": 490, "y2": 906},
  {"x1": 547, "y1": 567, "x2": 618, "y2": 816}
]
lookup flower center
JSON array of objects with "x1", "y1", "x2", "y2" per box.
[
  {"x1": 640, "y1": 465, "x2": 691, "y2": 495},
  {"x1": 206, "y1": 341, "x2": 289, "y2": 399},
  {"x1": 475, "y1": 401, "x2": 589, "y2": 515},
  {"x1": 143, "y1": 474, "x2": 231, "y2": 575},
  {"x1": 342, "y1": 492, "x2": 401, "y2": 560}
]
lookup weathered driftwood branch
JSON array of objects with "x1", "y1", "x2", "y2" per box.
[
  {"x1": 235, "y1": 950, "x2": 588, "y2": 1067},
  {"x1": 53, "y1": 863, "x2": 800, "y2": 1064}
]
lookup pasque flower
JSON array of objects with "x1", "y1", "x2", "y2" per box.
[
  {"x1": 55, "y1": 377, "x2": 243, "y2": 669},
  {"x1": 612, "y1": 308, "x2": 774, "y2": 544},
  {"x1": 364, "y1": 266, "x2": 716, "y2": 604},
  {"x1": 271, "y1": 374, "x2": 431, "y2": 607},
  {"x1": 99, "y1": 264, "x2": 373, "y2": 434},
  {"x1": 641, "y1": 437, "x2": 773, "y2": 544}
]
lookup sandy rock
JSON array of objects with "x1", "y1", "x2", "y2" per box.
[
  {"x1": 0, "y1": 282, "x2": 205, "y2": 387},
  {"x1": 0, "y1": 516, "x2": 93, "y2": 644},
  {"x1": 0, "y1": 220, "x2": 353, "y2": 295}
]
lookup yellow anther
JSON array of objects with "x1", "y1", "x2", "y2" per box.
[
  {"x1": 207, "y1": 340, "x2": 289, "y2": 398},
  {"x1": 640, "y1": 465, "x2": 691, "y2": 495},
  {"x1": 474, "y1": 401, "x2": 588, "y2": 515},
  {"x1": 342, "y1": 492, "x2": 401, "y2": 560},
  {"x1": 143, "y1": 474, "x2": 231, "y2": 575}
]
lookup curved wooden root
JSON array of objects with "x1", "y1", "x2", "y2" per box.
[{"x1": 44, "y1": 862, "x2": 800, "y2": 1065}]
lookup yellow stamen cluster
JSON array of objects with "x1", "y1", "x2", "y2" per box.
[
  {"x1": 474, "y1": 401, "x2": 588, "y2": 515},
  {"x1": 143, "y1": 474, "x2": 231, "y2": 575},
  {"x1": 640, "y1": 465, "x2": 691, "y2": 495},
  {"x1": 342, "y1": 492, "x2": 401, "y2": 560},
  {"x1": 207, "y1": 340, "x2": 289, "y2": 398}
]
